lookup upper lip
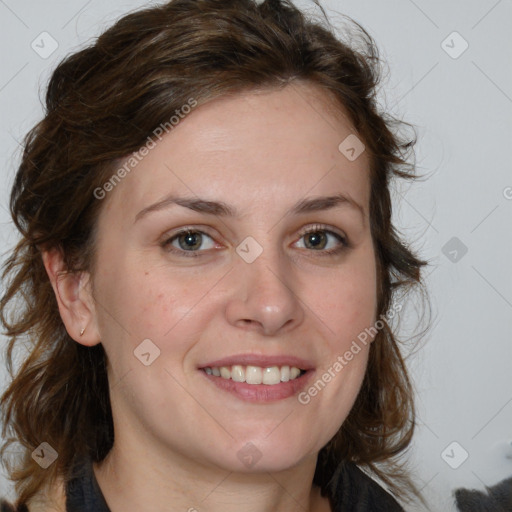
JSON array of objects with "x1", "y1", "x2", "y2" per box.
[{"x1": 199, "y1": 354, "x2": 315, "y2": 371}]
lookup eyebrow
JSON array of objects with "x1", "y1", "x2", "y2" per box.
[{"x1": 134, "y1": 193, "x2": 365, "y2": 222}]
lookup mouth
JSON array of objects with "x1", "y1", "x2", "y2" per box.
[{"x1": 198, "y1": 355, "x2": 314, "y2": 402}]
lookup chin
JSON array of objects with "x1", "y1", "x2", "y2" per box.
[{"x1": 215, "y1": 436, "x2": 320, "y2": 474}]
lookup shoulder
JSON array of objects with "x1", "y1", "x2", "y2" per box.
[{"x1": 327, "y1": 461, "x2": 404, "y2": 512}]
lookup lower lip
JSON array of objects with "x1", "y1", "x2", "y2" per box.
[{"x1": 200, "y1": 370, "x2": 314, "y2": 402}]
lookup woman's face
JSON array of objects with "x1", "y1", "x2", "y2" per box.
[{"x1": 88, "y1": 83, "x2": 377, "y2": 473}]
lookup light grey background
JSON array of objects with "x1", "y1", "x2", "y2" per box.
[{"x1": 0, "y1": 1, "x2": 511, "y2": 510}]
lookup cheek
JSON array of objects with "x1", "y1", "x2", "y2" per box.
[
  {"x1": 93, "y1": 257, "x2": 224, "y2": 371},
  {"x1": 96, "y1": 256, "x2": 191, "y2": 330},
  {"x1": 305, "y1": 268, "x2": 375, "y2": 424},
  {"x1": 319, "y1": 258, "x2": 377, "y2": 348}
]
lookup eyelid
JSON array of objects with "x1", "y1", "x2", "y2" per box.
[
  {"x1": 161, "y1": 225, "x2": 218, "y2": 242},
  {"x1": 296, "y1": 223, "x2": 347, "y2": 240}
]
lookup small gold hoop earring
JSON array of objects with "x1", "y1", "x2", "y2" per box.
[{"x1": 80, "y1": 327, "x2": 85, "y2": 336}]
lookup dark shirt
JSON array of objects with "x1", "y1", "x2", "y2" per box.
[
  {"x1": 65, "y1": 457, "x2": 110, "y2": 512},
  {"x1": 1, "y1": 456, "x2": 404, "y2": 511}
]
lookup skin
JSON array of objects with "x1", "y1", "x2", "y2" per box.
[{"x1": 42, "y1": 82, "x2": 377, "y2": 512}]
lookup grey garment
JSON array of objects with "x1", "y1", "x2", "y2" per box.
[{"x1": 455, "y1": 476, "x2": 512, "y2": 512}]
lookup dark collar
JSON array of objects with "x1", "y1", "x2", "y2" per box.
[{"x1": 66, "y1": 457, "x2": 110, "y2": 512}]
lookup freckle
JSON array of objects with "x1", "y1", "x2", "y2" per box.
[{"x1": 145, "y1": 271, "x2": 149, "y2": 276}]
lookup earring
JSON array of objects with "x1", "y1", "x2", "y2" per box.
[{"x1": 80, "y1": 327, "x2": 85, "y2": 336}]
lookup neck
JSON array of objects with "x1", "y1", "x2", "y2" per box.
[{"x1": 93, "y1": 442, "x2": 331, "y2": 512}]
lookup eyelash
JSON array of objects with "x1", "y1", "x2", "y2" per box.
[{"x1": 161, "y1": 224, "x2": 349, "y2": 258}]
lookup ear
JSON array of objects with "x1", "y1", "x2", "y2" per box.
[{"x1": 41, "y1": 247, "x2": 101, "y2": 346}]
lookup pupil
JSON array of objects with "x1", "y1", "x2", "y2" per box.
[
  {"x1": 306, "y1": 231, "x2": 326, "y2": 249},
  {"x1": 180, "y1": 231, "x2": 201, "y2": 250}
]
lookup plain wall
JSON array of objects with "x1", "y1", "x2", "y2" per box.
[{"x1": 0, "y1": 1, "x2": 510, "y2": 510}]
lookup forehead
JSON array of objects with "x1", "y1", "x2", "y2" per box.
[{"x1": 99, "y1": 82, "x2": 371, "y2": 223}]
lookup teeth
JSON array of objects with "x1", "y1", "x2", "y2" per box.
[
  {"x1": 290, "y1": 366, "x2": 301, "y2": 379},
  {"x1": 203, "y1": 364, "x2": 304, "y2": 385},
  {"x1": 231, "y1": 365, "x2": 245, "y2": 383},
  {"x1": 262, "y1": 366, "x2": 281, "y2": 385},
  {"x1": 219, "y1": 367, "x2": 231, "y2": 379},
  {"x1": 245, "y1": 365, "x2": 262, "y2": 384}
]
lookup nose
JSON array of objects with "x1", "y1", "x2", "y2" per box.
[{"x1": 224, "y1": 247, "x2": 305, "y2": 336}]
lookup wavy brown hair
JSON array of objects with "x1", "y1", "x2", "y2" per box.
[{"x1": 0, "y1": 0, "x2": 428, "y2": 508}]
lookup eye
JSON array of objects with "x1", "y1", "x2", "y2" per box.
[
  {"x1": 294, "y1": 225, "x2": 348, "y2": 255},
  {"x1": 161, "y1": 225, "x2": 348, "y2": 258},
  {"x1": 162, "y1": 229, "x2": 217, "y2": 256}
]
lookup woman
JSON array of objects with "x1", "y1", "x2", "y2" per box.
[{"x1": 0, "y1": 0, "x2": 427, "y2": 510}]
